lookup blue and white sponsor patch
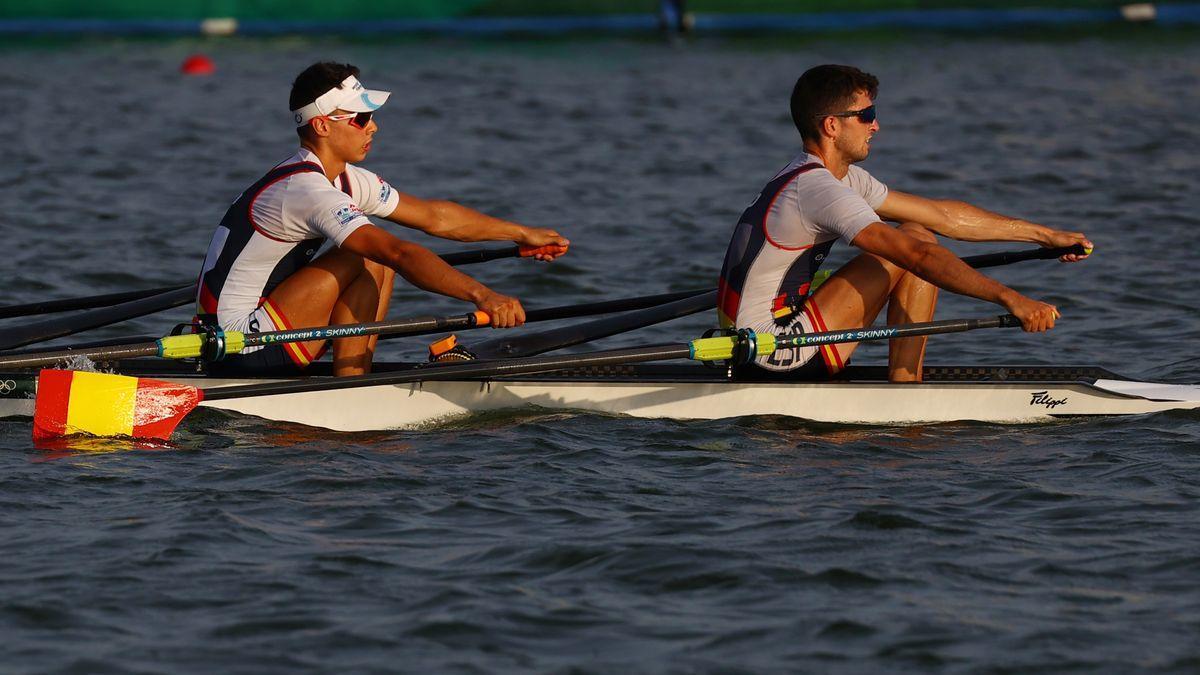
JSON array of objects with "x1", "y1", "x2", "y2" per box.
[
  {"x1": 331, "y1": 204, "x2": 365, "y2": 226},
  {"x1": 377, "y1": 176, "x2": 393, "y2": 204}
]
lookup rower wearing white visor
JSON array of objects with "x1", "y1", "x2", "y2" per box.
[{"x1": 196, "y1": 62, "x2": 569, "y2": 377}]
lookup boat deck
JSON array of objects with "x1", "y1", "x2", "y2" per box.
[{"x1": 86, "y1": 360, "x2": 1130, "y2": 385}]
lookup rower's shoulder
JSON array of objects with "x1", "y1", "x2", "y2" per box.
[{"x1": 844, "y1": 163, "x2": 881, "y2": 183}]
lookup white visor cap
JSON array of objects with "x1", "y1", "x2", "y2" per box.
[{"x1": 291, "y1": 75, "x2": 391, "y2": 127}]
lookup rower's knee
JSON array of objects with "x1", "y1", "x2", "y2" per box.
[
  {"x1": 362, "y1": 258, "x2": 394, "y2": 288},
  {"x1": 898, "y1": 221, "x2": 937, "y2": 244}
]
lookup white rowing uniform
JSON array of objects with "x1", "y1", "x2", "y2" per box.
[
  {"x1": 717, "y1": 150, "x2": 887, "y2": 373},
  {"x1": 195, "y1": 148, "x2": 401, "y2": 365}
]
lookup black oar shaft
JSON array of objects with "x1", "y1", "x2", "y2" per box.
[
  {"x1": 472, "y1": 290, "x2": 717, "y2": 360},
  {"x1": 776, "y1": 314, "x2": 1020, "y2": 349},
  {"x1": 0, "y1": 286, "x2": 195, "y2": 352},
  {"x1": 438, "y1": 245, "x2": 523, "y2": 266},
  {"x1": 242, "y1": 313, "x2": 485, "y2": 348},
  {"x1": 0, "y1": 291, "x2": 712, "y2": 369},
  {"x1": 961, "y1": 244, "x2": 1088, "y2": 269},
  {"x1": 0, "y1": 312, "x2": 489, "y2": 369},
  {"x1": 204, "y1": 344, "x2": 691, "y2": 401},
  {"x1": 0, "y1": 343, "x2": 163, "y2": 369},
  {"x1": 0, "y1": 244, "x2": 542, "y2": 349},
  {"x1": 523, "y1": 288, "x2": 709, "y2": 323},
  {"x1": 0, "y1": 285, "x2": 190, "y2": 320},
  {"x1": 377, "y1": 288, "x2": 711, "y2": 343}
]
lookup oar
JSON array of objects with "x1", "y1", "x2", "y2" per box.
[
  {"x1": 381, "y1": 287, "x2": 711, "y2": 342},
  {"x1": 0, "y1": 287, "x2": 708, "y2": 370},
  {"x1": 960, "y1": 243, "x2": 1091, "y2": 269},
  {"x1": 438, "y1": 243, "x2": 569, "y2": 265},
  {"x1": 0, "y1": 244, "x2": 569, "y2": 352},
  {"x1": 0, "y1": 285, "x2": 191, "y2": 320},
  {"x1": 0, "y1": 284, "x2": 710, "y2": 365},
  {"x1": 0, "y1": 312, "x2": 489, "y2": 370},
  {"x1": 465, "y1": 244, "x2": 1090, "y2": 360},
  {"x1": 472, "y1": 290, "x2": 717, "y2": 359},
  {"x1": 32, "y1": 313, "x2": 1021, "y2": 441},
  {"x1": 807, "y1": 243, "x2": 1093, "y2": 293},
  {"x1": 0, "y1": 286, "x2": 198, "y2": 353}
]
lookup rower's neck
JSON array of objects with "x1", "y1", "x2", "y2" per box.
[
  {"x1": 803, "y1": 141, "x2": 851, "y2": 180},
  {"x1": 300, "y1": 141, "x2": 347, "y2": 183}
]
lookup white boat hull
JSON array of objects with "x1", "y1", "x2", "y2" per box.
[
  {"x1": 201, "y1": 377, "x2": 1198, "y2": 431},
  {"x1": 5, "y1": 365, "x2": 1196, "y2": 432}
]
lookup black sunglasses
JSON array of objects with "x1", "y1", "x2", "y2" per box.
[{"x1": 816, "y1": 105, "x2": 876, "y2": 124}]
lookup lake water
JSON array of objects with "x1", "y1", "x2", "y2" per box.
[{"x1": 1, "y1": 30, "x2": 1198, "y2": 672}]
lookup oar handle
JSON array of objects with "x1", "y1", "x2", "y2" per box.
[
  {"x1": 437, "y1": 243, "x2": 568, "y2": 266},
  {"x1": 437, "y1": 246, "x2": 519, "y2": 266},
  {"x1": 518, "y1": 244, "x2": 569, "y2": 258},
  {"x1": 962, "y1": 243, "x2": 1091, "y2": 269},
  {"x1": 437, "y1": 243, "x2": 565, "y2": 266}
]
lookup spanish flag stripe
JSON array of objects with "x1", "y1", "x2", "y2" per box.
[
  {"x1": 262, "y1": 300, "x2": 315, "y2": 366},
  {"x1": 261, "y1": 299, "x2": 292, "y2": 330},
  {"x1": 804, "y1": 300, "x2": 828, "y2": 332},
  {"x1": 803, "y1": 302, "x2": 845, "y2": 372},
  {"x1": 132, "y1": 379, "x2": 204, "y2": 439},
  {"x1": 66, "y1": 371, "x2": 137, "y2": 437},
  {"x1": 32, "y1": 369, "x2": 73, "y2": 440},
  {"x1": 283, "y1": 341, "x2": 311, "y2": 368}
]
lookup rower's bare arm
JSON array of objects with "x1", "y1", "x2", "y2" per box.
[
  {"x1": 851, "y1": 222, "x2": 1059, "y2": 332},
  {"x1": 385, "y1": 195, "x2": 569, "y2": 261},
  {"x1": 878, "y1": 191, "x2": 1091, "y2": 262},
  {"x1": 340, "y1": 225, "x2": 525, "y2": 327}
]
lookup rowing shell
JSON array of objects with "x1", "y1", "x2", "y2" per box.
[{"x1": 2, "y1": 363, "x2": 1197, "y2": 432}]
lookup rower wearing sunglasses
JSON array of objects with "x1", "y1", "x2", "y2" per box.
[
  {"x1": 195, "y1": 62, "x2": 568, "y2": 377},
  {"x1": 717, "y1": 64, "x2": 1091, "y2": 383}
]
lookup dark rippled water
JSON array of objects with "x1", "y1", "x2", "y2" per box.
[{"x1": 2, "y1": 32, "x2": 1200, "y2": 672}]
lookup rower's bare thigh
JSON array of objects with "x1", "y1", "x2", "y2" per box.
[
  {"x1": 805, "y1": 223, "x2": 934, "y2": 361},
  {"x1": 263, "y1": 249, "x2": 385, "y2": 356}
]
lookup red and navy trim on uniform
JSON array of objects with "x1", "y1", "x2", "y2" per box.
[
  {"x1": 197, "y1": 161, "x2": 327, "y2": 316},
  {"x1": 717, "y1": 162, "x2": 822, "y2": 326}
]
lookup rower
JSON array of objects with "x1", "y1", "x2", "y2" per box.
[
  {"x1": 195, "y1": 62, "x2": 568, "y2": 377},
  {"x1": 717, "y1": 64, "x2": 1091, "y2": 383}
]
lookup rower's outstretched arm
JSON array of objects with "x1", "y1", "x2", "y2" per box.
[
  {"x1": 340, "y1": 225, "x2": 526, "y2": 327},
  {"x1": 877, "y1": 190, "x2": 1091, "y2": 262},
  {"x1": 385, "y1": 194, "x2": 569, "y2": 261},
  {"x1": 851, "y1": 222, "x2": 1059, "y2": 332}
]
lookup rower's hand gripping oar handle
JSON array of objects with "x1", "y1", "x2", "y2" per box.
[
  {"x1": 996, "y1": 313, "x2": 1022, "y2": 328},
  {"x1": 964, "y1": 243, "x2": 1091, "y2": 269},
  {"x1": 518, "y1": 244, "x2": 569, "y2": 259}
]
